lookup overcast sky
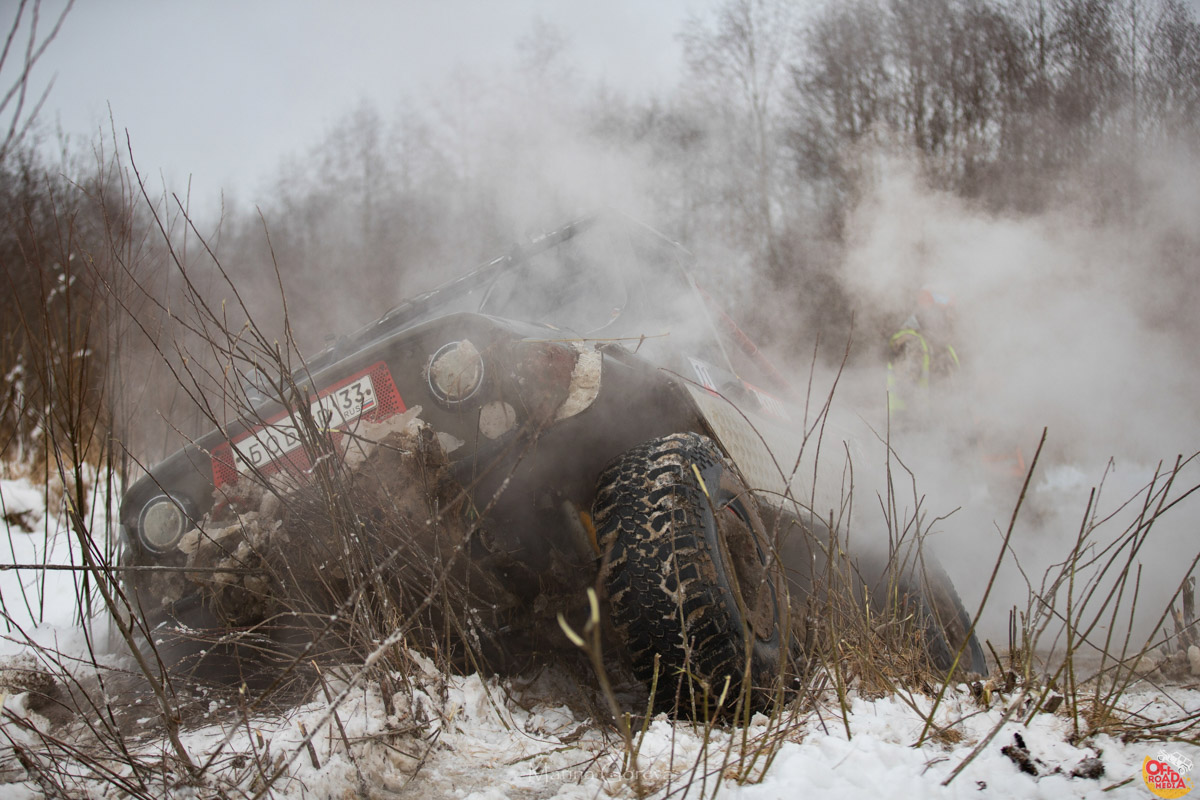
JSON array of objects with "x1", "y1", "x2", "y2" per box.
[
  {"x1": 22, "y1": 0, "x2": 1200, "y2": 218},
  {"x1": 23, "y1": 0, "x2": 698, "y2": 211}
]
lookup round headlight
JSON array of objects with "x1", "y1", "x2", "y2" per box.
[
  {"x1": 428, "y1": 340, "x2": 485, "y2": 406},
  {"x1": 137, "y1": 495, "x2": 190, "y2": 552}
]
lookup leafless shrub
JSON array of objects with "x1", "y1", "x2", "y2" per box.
[{"x1": 2, "y1": 127, "x2": 1199, "y2": 799}]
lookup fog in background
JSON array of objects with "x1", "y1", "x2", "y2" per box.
[
  {"x1": 6, "y1": 0, "x2": 1200, "y2": 651},
  {"x1": 818, "y1": 148, "x2": 1200, "y2": 645}
]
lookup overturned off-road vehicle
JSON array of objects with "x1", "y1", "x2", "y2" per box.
[{"x1": 119, "y1": 213, "x2": 986, "y2": 713}]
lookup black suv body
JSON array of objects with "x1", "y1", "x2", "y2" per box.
[{"x1": 119, "y1": 213, "x2": 985, "y2": 707}]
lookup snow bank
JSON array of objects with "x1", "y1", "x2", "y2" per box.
[
  {"x1": 1, "y1": 653, "x2": 1196, "y2": 798},
  {"x1": 0, "y1": 473, "x2": 119, "y2": 657},
  {"x1": 2, "y1": 471, "x2": 1197, "y2": 798},
  {"x1": 0, "y1": 478, "x2": 45, "y2": 532}
]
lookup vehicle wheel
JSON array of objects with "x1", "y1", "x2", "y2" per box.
[
  {"x1": 918, "y1": 557, "x2": 988, "y2": 675},
  {"x1": 860, "y1": 550, "x2": 988, "y2": 677},
  {"x1": 593, "y1": 432, "x2": 790, "y2": 713}
]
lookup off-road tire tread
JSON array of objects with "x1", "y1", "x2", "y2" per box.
[{"x1": 594, "y1": 433, "x2": 769, "y2": 707}]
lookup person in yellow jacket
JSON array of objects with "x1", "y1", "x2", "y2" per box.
[{"x1": 886, "y1": 287, "x2": 959, "y2": 420}]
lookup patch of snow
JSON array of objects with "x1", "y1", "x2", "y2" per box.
[
  {"x1": 2, "y1": 654, "x2": 1195, "y2": 798},
  {"x1": 1034, "y1": 463, "x2": 1090, "y2": 495},
  {"x1": 2, "y1": 475, "x2": 1198, "y2": 799},
  {"x1": 0, "y1": 479, "x2": 46, "y2": 532},
  {"x1": 0, "y1": 474, "x2": 119, "y2": 657}
]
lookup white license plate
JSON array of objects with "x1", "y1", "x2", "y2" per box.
[{"x1": 232, "y1": 374, "x2": 377, "y2": 473}]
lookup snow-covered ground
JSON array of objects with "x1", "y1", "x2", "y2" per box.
[
  {"x1": 0, "y1": 470, "x2": 118, "y2": 656},
  {"x1": 1, "y1": 474, "x2": 1197, "y2": 799}
]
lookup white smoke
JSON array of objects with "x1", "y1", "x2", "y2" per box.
[{"x1": 829, "y1": 150, "x2": 1200, "y2": 649}]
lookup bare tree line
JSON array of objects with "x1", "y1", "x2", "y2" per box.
[{"x1": 792, "y1": 0, "x2": 1200, "y2": 216}]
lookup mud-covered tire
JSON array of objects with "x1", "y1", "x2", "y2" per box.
[
  {"x1": 861, "y1": 551, "x2": 988, "y2": 677},
  {"x1": 593, "y1": 433, "x2": 790, "y2": 713}
]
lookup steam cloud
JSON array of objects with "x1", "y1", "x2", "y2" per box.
[
  {"x1": 160, "y1": 14, "x2": 1200, "y2": 653},
  {"x1": 829, "y1": 150, "x2": 1200, "y2": 644}
]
